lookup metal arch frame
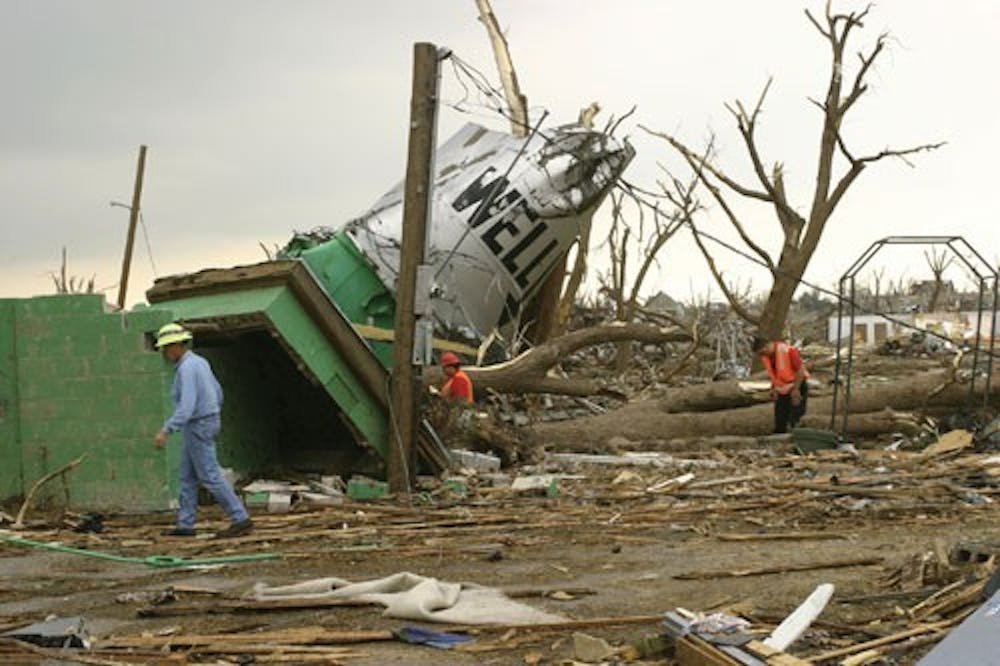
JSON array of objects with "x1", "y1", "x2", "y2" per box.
[{"x1": 830, "y1": 236, "x2": 998, "y2": 439}]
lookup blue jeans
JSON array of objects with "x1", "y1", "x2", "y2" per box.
[{"x1": 177, "y1": 415, "x2": 249, "y2": 529}]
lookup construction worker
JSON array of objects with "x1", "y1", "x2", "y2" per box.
[
  {"x1": 153, "y1": 323, "x2": 252, "y2": 538},
  {"x1": 752, "y1": 335, "x2": 810, "y2": 434},
  {"x1": 438, "y1": 351, "x2": 473, "y2": 404}
]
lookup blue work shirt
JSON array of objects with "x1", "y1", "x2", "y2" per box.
[{"x1": 162, "y1": 350, "x2": 224, "y2": 434}]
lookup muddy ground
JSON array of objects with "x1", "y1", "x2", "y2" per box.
[{"x1": 2, "y1": 441, "x2": 998, "y2": 665}]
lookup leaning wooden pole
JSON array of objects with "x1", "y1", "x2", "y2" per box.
[
  {"x1": 388, "y1": 43, "x2": 439, "y2": 493},
  {"x1": 117, "y1": 144, "x2": 148, "y2": 310}
]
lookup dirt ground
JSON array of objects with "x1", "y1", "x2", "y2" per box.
[{"x1": 3, "y1": 441, "x2": 999, "y2": 665}]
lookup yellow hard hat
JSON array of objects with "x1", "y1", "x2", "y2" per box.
[{"x1": 155, "y1": 322, "x2": 193, "y2": 348}]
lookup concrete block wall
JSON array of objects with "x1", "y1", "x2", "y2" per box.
[
  {"x1": 9, "y1": 295, "x2": 176, "y2": 510},
  {"x1": 0, "y1": 300, "x2": 22, "y2": 499}
]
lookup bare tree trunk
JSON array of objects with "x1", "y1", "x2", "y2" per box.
[
  {"x1": 928, "y1": 280, "x2": 943, "y2": 313},
  {"x1": 757, "y1": 263, "x2": 803, "y2": 339},
  {"x1": 556, "y1": 232, "x2": 593, "y2": 335},
  {"x1": 523, "y1": 256, "x2": 566, "y2": 344}
]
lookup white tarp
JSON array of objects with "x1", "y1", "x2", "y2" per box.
[{"x1": 251, "y1": 571, "x2": 565, "y2": 625}]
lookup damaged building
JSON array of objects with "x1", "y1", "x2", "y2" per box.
[{"x1": 0, "y1": 122, "x2": 633, "y2": 509}]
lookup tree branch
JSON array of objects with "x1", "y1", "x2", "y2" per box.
[
  {"x1": 475, "y1": 0, "x2": 529, "y2": 136},
  {"x1": 667, "y1": 156, "x2": 775, "y2": 272},
  {"x1": 839, "y1": 32, "x2": 885, "y2": 115},
  {"x1": 423, "y1": 323, "x2": 692, "y2": 396},
  {"x1": 689, "y1": 221, "x2": 760, "y2": 325},
  {"x1": 640, "y1": 126, "x2": 773, "y2": 202}
]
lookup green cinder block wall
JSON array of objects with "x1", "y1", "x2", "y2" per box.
[
  {"x1": 0, "y1": 300, "x2": 23, "y2": 499},
  {"x1": 3, "y1": 287, "x2": 383, "y2": 510},
  {"x1": 11, "y1": 295, "x2": 176, "y2": 510}
]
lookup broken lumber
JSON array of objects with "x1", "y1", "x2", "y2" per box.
[
  {"x1": 674, "y1": 557, "x2": 882, "y2": 580},
  {"x1": 716, "y1": 531, "x2": 848, "y2": 542},
  {"x1": 806, "y1": 619, "x2": 954, "y2": 662}
]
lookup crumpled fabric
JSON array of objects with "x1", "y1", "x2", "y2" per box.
[{"x1": 251, "y1": 571, "x2": 565, "y2": 625}]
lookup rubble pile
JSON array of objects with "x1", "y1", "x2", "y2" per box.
[{"x1": 3, "y1": 434, "x2": 1000, "y2": 663}]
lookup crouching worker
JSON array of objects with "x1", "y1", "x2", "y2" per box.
[
  {"x1": 438, "y1": 352, "x2": 473, "y2": 404},
  {"x1": 752, "y1": 335, "x2": 809, "y2": 434},
  {"x1": 153, "y1": 323, "x2": 252, "y2": 538}
]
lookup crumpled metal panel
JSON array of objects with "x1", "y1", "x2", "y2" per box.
[{"x1": 343, "y1": 122, "x2": 633, "y2": 340}]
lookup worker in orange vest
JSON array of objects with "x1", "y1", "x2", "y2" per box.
[
  {"x1": 752, "y1": 336, "x2": 810, "y2": 434},
  {"x1": 439, "y1": 352, "x2": 474, "y2": 404}
]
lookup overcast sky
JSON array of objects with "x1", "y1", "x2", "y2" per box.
[{"x1": 2, "y1": 1, "x2": 996, "y2": 308}]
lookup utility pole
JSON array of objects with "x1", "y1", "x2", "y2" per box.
[
  {"x1": 116, "y1": 144, "x2": 148, "y2": 310},
  {"x1": 388, "y1": 43, "x2": 440, "y2": 493}
]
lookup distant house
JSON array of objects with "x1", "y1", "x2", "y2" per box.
[
  {"x1": 828, "y1": 310, "x2": 999, "y2": 348},
  {"x1": 827, "y1": 313, "x2": 913, "y2": 347}
]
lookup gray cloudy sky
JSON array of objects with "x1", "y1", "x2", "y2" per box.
[{"x1": 2, "y1": 1, "x2": 996, "y2": 307}]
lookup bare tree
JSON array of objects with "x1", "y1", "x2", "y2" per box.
[
  {"x1": 49, "y1": 247, "x2": 96, "y2": 294},
  {"x1": 643, "y1": 2, "x2": 943, "y2": 340},
  {"x1": 598, "y1": 175, "x2": 695, "y2": 372},
  {"x1": 869, "y1": 266, "x2": 887, "y2": 311},
  {"x1": 924, "y1": 248, "x2": 955, "y2": 312}
]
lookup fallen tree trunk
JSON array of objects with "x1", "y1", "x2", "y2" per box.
[
  {"x1": 658, "y1": 378, "x2": 772, "y2": 413},
  {"x1": 657, "y1": 365, "x2": 974, "y2": 414},
  {"x1": 423, "y1": 322, "x2": 690, "y2": 397},
  {"x1": 532, "y1": 371, "x2": 998, "y2": 447}
]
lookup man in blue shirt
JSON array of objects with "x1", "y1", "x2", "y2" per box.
[{"x1": 154, "y1": 323, "x2": 252, "y2": 538}]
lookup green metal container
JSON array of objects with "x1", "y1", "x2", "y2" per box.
[{"x1": 282, "y1": 231, "x2": 396, "y2": 367}]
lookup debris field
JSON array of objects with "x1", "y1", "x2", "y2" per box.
[{"x1": 3, "y1": 421, "x2": 1000, "y2": 665}]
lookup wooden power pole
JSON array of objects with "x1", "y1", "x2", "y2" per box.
[
  {"x1": 117, "y1": 144, "x2": 148, "y2": 310},
  {"x1": 388, "y1": 43, "x2": 440, "y2": 493}
]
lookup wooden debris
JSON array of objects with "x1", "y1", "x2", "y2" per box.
[
  {"x1": 716, "y1": 531, "x2": 848, "y2": 542},
  {"x1": 806, "y1": 619, "x2": 955, "y2": 662},
  {"x1": 921, "y1": 429, "x2": 973, "y2": 459},
  {"x1": 674, "y1": 557, "x2": 883, "y2": 580}
]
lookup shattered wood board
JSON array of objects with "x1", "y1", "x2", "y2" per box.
[{"x1": 675, "y1": 635, "x2": 744, "y2": 666}]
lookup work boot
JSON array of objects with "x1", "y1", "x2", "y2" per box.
[
  {"x1": 214, "y1": 518, "x2": 253, "y2": 539},
  {"x1": 161, "y1": 527, "x2": 196, "y2": 537}
]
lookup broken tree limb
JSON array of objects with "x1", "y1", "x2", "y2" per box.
[
  {"x1": 424, "y1": 323, "x2": 690, "y2": 397},
  {"x1": 674, "y1": 556, "x2": 882, "y2": 580},
  {"x1": 475, "y1": 0, "x2": 529, "y2": 136},
  {"x1": 13, "y1": 454, "x2": 86, "y2": 529}
]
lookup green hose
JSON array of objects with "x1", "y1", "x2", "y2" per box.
[{"x1": 0, "y1": 534, "x2": 279, "y2": 567}]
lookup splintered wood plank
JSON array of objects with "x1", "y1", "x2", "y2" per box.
[{"x1": 674, "y1": 557, "x2": 883, "y2": 580}]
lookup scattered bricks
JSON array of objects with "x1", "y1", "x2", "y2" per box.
[
  {"x1": 442, "y1": 478, "x2": 468, "y2": 497},
  {"x1": 347, "y1": 477, "x2": 389, "y2": 500},
  {"x1": 511, "y1": 474, "x2": 560, "y2": 497},
  {"x1": 450, "y1": 448, "x2": 501, "y2": 473}
]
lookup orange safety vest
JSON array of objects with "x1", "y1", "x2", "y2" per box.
[
  {"x1": 441, "y1": 369, "x2": 474, "y2": 404},
  {"x1": 761, "y1": 342, "x2": 809, "y2": 395}
]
